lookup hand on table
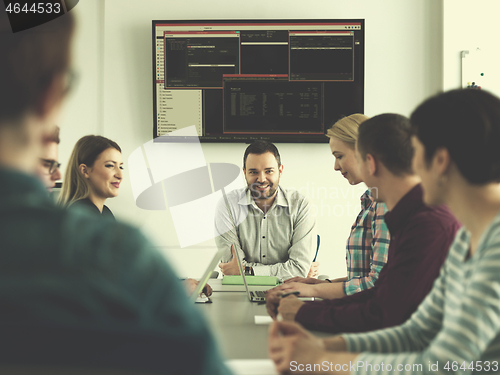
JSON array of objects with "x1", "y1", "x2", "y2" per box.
[
  {"x1": 267, "y1": 282, "x2": 315, "y2": 298},
  {"x1": 202, "y1": 282, "x2": 213, "y2": 296},
  {"x1": 266, "y1": 291, "x2": 305, "y2": 321},
  {"x1": 218, "y1": 245, "x2": 242, "y2": 276},
  {"x1": 284, "y1": 276, "x2": 327, "y2": 285},
  {"x1": 307, "y1": 261, "x2": 320, "y2": 278},
  {"x1": 278, "y1": 295, "x2": 305, "y2": 321},
  {"x1": 183, "y1": 278, "x2": 213, "y2": 297},
  {"x1": 268, "y1": 320, "x2": 326, "y2": 374},
  {"x1": 266, "y1": 290, "x2": 282, "y2": 319}
]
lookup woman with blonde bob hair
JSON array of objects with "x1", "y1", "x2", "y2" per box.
[
  {"x1": 273, "y1": 114, "x2": 390, "y2": 301},
  {"x1": 59, "y1": 135, "x2": 123, "y2": 219}
]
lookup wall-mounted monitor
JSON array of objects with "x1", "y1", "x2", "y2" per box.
[{"x1": 153, "y1": 19, "x2": 364, "y2": 143}]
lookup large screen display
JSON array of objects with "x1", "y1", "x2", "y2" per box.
[{"x1": 153, "y1": 19, "x2": 364, "y2": 143}]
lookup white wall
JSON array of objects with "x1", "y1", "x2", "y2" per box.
[
  {"x1": 60, "y1": 0, "x2": 443, "y2": 278},
  {"x1": 58, "y1": 0, "x2": 103, "y2": 165},
  {"x1": 443, "y1": 0, "x2": 500, "y2": 96}
]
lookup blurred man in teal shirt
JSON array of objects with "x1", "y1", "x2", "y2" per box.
[{"x1": 0, "y1": 11, "x2": 230, "y2": 374}]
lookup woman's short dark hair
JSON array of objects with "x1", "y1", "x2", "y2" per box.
[
  {"x1": 357, "y1": 113, "x2": 414, "y2": 176},
  {"x1": 243, "y1": 141, "x2": 281, "y2": 169},
  {"x1": 410, "y1": 89, "x2": 500, "y2": 185}
]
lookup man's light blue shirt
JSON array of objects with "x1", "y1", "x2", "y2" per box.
[{"x1": 215, "y1": 186, "x2": 316, "y2": 279}]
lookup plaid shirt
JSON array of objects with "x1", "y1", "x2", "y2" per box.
[{"x1": 343, "y1": 190, "x2": 390, "y2": 295}]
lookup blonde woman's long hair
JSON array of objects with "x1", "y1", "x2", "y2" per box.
[
  {"x1": 58, "y1": 135, "x2": 121, "y2": 207},
  {"x1": 326, "y1": 114, "x2": 370, "y2": 148}
]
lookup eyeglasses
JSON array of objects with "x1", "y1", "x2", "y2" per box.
[{"x1": 39, "y1": 158, "x2": 61, "y2": 175}]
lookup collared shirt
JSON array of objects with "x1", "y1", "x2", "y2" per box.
[
  {"x1": 343, "y1": 209, "x2": 500, "y2": 375},
  {"x1": 344, "y1": 190, "x2": 390, "y2": 295},
  {"x1": 0, "y1": 168, "x2": 231, "y2": 374},
  {"x1": 295, "y1": 184, "x2": 461, "y2": 334},
  {"x1": 215, "y1": 186, "x2": 316, "y2": 279}
]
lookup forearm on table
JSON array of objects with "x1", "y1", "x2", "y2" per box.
[
  {"x1": 357, "y1": 253, "x2": 388, "y2": 290},
  {"x1": 343, "y1": 275, "x2": 378, "y2": 295},
  {"x1": 355, "y1": 274, "x2": 378, "y2": 291},
  {"x1": 311, "y1": 281, "x2": 346, "y2": 299},
  {"x1": 329, "y1": 277, "x2": 347, "y2": 283},
  {"x1": 323, "y1": 336, "x2": 347, "y2": 352}
]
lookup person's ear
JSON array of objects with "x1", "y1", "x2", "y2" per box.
[
  {"x1": 366, "y1": 154, "x2": 377, "y2": 176},
  {"x1": 278, "y1": 164, "x2": 284, "y2": 175},
  {"x1": 432, "y1": 148, "x2": 452, "y2": 178},
  {"x1": 79, "y1": 164, "x2": 90, "y2": 178}
]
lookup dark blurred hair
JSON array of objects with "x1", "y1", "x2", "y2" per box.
[
  {"x1": 357, "y1": 113, "x2": 414, "y2": 176},
  {"x1": 48, "y1": 125, "x2": 60, "y2": 144},
  {"x1": 243, "y1": 140, "x2": 281, "y2": 169},
  {"x1": 59, "y1": 136, "x2": 121, "y2": 206},
  {"x1": 411, "y1": 89, "x2": 500, "y2": 184},
  {"x1": 0, "y1": 12, "x2": 75, "y2": 123}
]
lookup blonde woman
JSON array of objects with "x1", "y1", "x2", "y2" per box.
[
  {"x1": 59, "y1": 135, "x2": 123, "y2": 219},
  {"x1": 270, "y1": 114, "x2": 390, "y2": 300}
]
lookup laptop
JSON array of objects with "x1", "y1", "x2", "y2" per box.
[
  {"x1": 233, "y1": 245, "x2": 268, "y2": 302},
  {"x1": 189, "y1": 247, "x2": 226, "y2": 303}
]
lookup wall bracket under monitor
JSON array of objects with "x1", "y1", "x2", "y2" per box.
[{"x1": 153, "y1": 19, "x2": 364, "y2": 143}]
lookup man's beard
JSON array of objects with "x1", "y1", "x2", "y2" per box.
[{"x1": 249, "y1": 182, "x2": 278, "y2": 200}]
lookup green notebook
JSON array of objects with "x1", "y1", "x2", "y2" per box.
[{"x1": 222, "y1": 275, "x2": 280, "y2": 286}]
